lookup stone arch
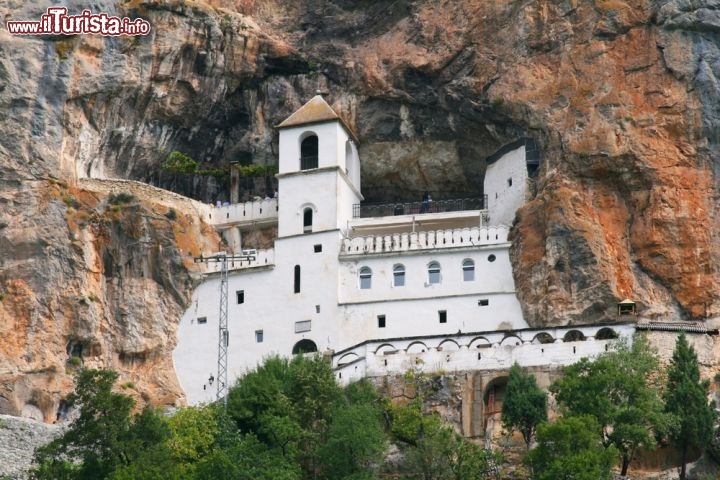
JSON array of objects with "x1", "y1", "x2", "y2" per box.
[
  {"x1": 596, "y1": 327, "x2": 618, "y2": 340},
  {"x1": 532, "y1": 332, "x2": 554, "y2": 344},
  {"x1": 292, "y1": 339, "x2": 317, "y2": 354},
  {"x1": 374, "y1": 343, "x2": 396, "y2": 355},
  {"x1": 563, "y1": 330, "x2": 586, "y2": 342},
  {"x1": 500, "y1": 335, "x2": 522, "y2": 346},
  {"x1": 406, "y1": 341, "x2": 428, "y2": 354},
  {"x1": 337, "y1": 352, "x2": 359, "y2": 366},
  {"x1": 483, "y1": 375, "x2": 509, "y2": 441},
  {"x1": 438, "y1": 339, "x2": 460, "y2": 352},
  {"x1": 469, "y1": 336, "x2": 492, "y2": 349}
]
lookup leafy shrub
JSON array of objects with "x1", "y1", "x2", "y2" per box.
[{"x1": 108, "y1": 192, "x2": 136, "y2": 205}]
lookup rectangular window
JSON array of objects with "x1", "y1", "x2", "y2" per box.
[
  {"x1": 378, "y1": 315, "x2": 386, "y2": 328},
  {"x1": 314, "y1": 244, "x2": 322, "y2": 253},
  {"x1": 197, "y1": 316, "x2": 207, "y2": 324},
  {"x1": 478, "y1": 299, "x2": 489, "y2": 306},
  {"x1": 236, "y1": 290, "x2": 244, "y2": 304},
  {"x1": 295, "y1": 320, "x2": 311, "y2": 333},
  {"x1": 255, "y1": 330, "x2": 263, "y2": 343},
  {"x1": 294, "y1": 265, "x2": 301, "y2": 293},
  {"x1": 438, "y1": 310, "x2": 447, "y2": 324}
]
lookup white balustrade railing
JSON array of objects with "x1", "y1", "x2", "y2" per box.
[
  {"x1": 200, "y1": 249, "x2": 275, "y2": 273},
  {"x1": 341, "y1": 226, "x2": 510, "y2": 255},
  {"x1": 207, "y1": 198, "x2": 278, "y2": 227}
]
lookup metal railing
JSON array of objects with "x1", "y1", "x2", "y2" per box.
[
  {"x1": 300, "y1": 155, "x2": 318, "y2": 170},
  {"x1": 352, "y1": 196, "x2": 487, "y2": 218}
]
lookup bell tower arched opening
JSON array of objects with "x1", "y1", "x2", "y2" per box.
[{"x1": 300, "y1": 135, "x2": 318, "y2": 170}]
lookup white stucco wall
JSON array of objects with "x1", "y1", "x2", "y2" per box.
[
  {"x1": 173, "y1": 230, "x2": 345, "y2": 404},
  {"x1": 172, "y1": 114, "x2": 565, "y2": 406},
  {"x1": 484, "y1": 145, "x2": 528, "y2": 226},
  {"x1": 279, "y1": 122, "x2": 358, "y2": 181}
]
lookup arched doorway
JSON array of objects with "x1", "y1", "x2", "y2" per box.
[
  {"x1": 292, "y1": 339, "x2": 317, "y2": 354},
  {"x1": 483, "y1": 376, "x2": 508, "y2": 446}
]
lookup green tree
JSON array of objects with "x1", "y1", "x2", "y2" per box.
[
  {"x1": 550, "y1": 336, "x2": 666, "y2": 476},
  {"x1": 31, "y1": 369, "x2": 166, "y2": 480},
  {"x1": 525, "y1": 415, "x2": 618, "y2": 480},
  {"x1": 226, "y1": 355, "x2": 387, "y2": 480},
  {"x1": 501, "y1": 363, "x2": 547, "y2": 449},
  {"x1": 194, "y1": 433, "x2": 301, "y2": 480},
  {"x1": 389, "y1": 373, "x2": 500, "y2": 480},
  {"x1": 316, "y1": 380, "x2": 387, "y2": 479},
  {"x1": 664, "y1": 333, "x2": 717, "y2": 480}
]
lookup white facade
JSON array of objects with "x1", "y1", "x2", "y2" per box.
[
  {"x1": 173, "y1": 97, "x2": 550, "y2": 405},
  {"x1": 484, "y1": 145, "x2": 529, "y2": 226}
]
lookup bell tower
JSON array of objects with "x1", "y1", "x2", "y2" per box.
[{"x1": 276, "y1": 96, "x2": 362, "y2": 238}]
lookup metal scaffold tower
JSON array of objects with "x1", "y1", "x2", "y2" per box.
[{"x1": 194, "y1": 251, "x2": 255, "y2": 408}]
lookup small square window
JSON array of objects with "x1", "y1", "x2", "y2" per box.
[
  {"x1": 295, "y1": 320, "x2": 311, "y2": 333},
  {"x1": 255, "y1": 330, "x2": 263, "y2": 343},
  {"x1": 315, "y1": 305, "x2": 320, "y2": 313},
  {"x1": 478, "y1": 299, "x2": 489, "y2": 306},
  {"x1": 314, "y1": 244, "x2": 322, "y2": 253},
  {"x1": 197, "y1": 317, "x2": 207, "y2": 324},
  {"x1": 507, "y1": 177, "x2": 512, "y2": 187},
  {"x1": 438, "y1": 310, "x2": 447, "y2": 324},
  {"x1": 236, "y1": 290, "x2": 244, "y2": 304},
  {"x1": 378, "y1": 315, "x2": 386, "y2": 328}
]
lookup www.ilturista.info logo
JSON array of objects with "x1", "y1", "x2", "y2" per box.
[{"x1": 6, "y1": 7, "x2": 150, "y2": 36}]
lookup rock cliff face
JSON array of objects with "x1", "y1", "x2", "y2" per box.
[{"x1": 1, "y1": 0, "x2": 720, "y2": 412}]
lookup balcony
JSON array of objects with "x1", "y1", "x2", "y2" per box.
[
  {"x1": 352, "y1": 196, "x2": 487, "y2": 219},
  {"x1": 341, "y1": 226, "x2": 509, "y2": 255}
]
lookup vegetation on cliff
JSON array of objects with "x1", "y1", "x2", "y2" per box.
[
  {"x1": 28, "y1": 335, "x2": 719, "y2": 479},
  {"x1": 30, "y1": 357, "x2": 498, "y2": 480}
]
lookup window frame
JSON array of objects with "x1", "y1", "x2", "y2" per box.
[
  {"x1": 294, "y1": 265, "x2": 301, "y2": 293},
  {"x1": 303, "y1": 208, "x2": 313, "y2": 233},
  {"x1": 393, "y1": 264, "x2": 406, "y2": 287},
  {"x1": 359, "y1": 266, "x2": 372, "y2": 289},
  {"x1": 427, "y1": 261, "x2": 441, "y2": 285},
  {"x1": 462, "y1": 259, "x2": 475, "y2": 282}
]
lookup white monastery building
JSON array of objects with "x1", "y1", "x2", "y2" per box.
[{"x1": 173, "y1": 96, "x2": 635, "y2": 405}]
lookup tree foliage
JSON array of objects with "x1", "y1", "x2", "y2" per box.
[
  {"x1": 526, "y1": 415, "x2": 618, "y2": 480},
  {"x1": 501, "y1": 363, "x2": 547, "y2": 449},
  {"x1": 31, "y1": 369, "x2": 166, "y2": 480},
  {"x1": 549, "y1": 336, "x2": 667, "y2": 476},
  {"x1": 664, "y1": 333, "x2": 717, "y2": 480},
  {"x1": 389, "y1": 373, "x2": 501, "y2": 480},
  {"x1": 226, "y1": 354, "x2": 386, "y2": 480},
  {"x1": 162, "y1": 151, "x2": 228, "y2": 179}
]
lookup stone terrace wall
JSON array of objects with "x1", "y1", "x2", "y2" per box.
[{"x1": 79, "y1": 178, "x2": 211, "y2": 219}]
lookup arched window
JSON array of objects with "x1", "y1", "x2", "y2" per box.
[
  {"x1": 359, "y1": 267, "x2": 372, "y2": 289},
  {"x1": 462, "y1": 259, "x2": 475, "y2": 281},
  {"x1": 393, "y1": 264, "x2": 405, "y2": 287},
  {"x1": 294, "y1": 265, "x2": 301, "y2": 293},
  {"x1": 303, "y1": 207, "x2": 313, "y2": 233},
  {"x1": 300, "y1": 135, "x2": 318, "y2": 170},
  {"x1": 428, "y1": 261, "x2": 441, "y2": 285}
]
